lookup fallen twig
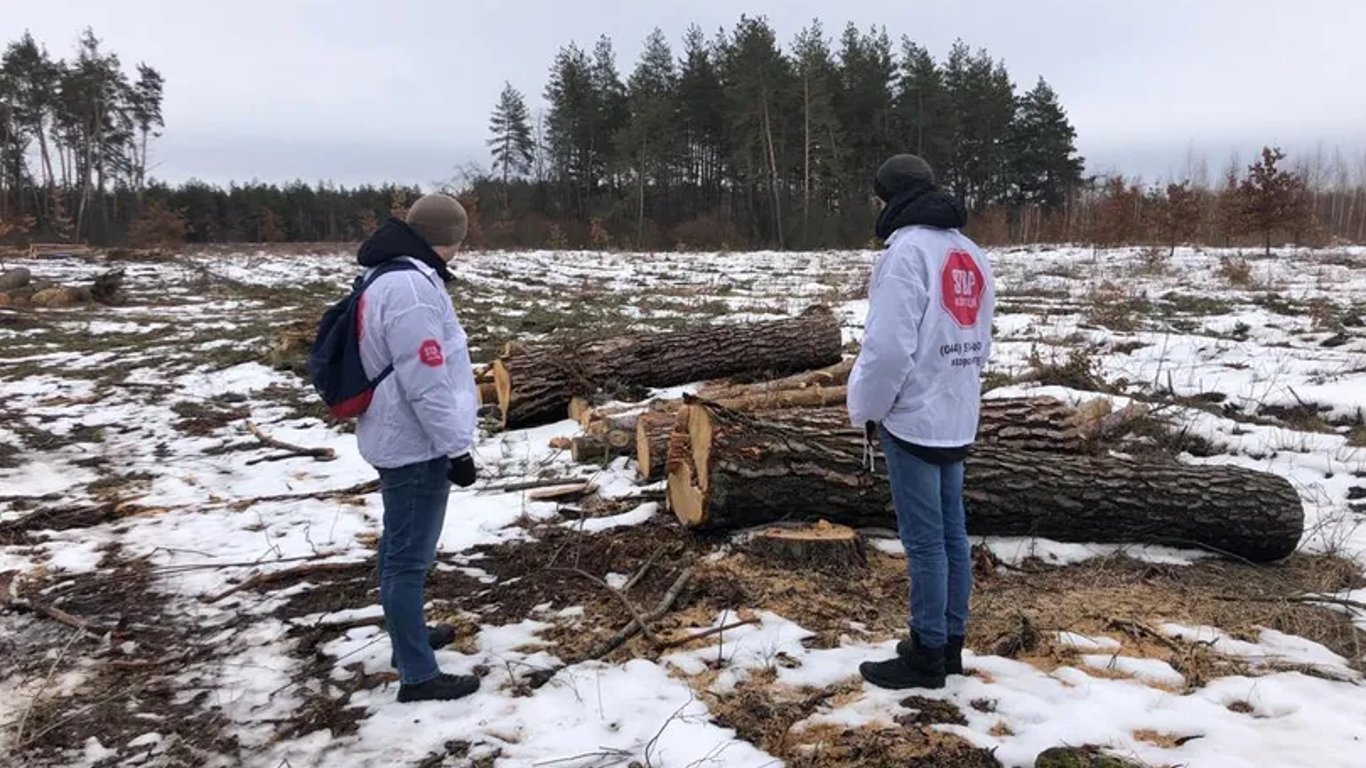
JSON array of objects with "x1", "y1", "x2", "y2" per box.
[
  {"x1": 202, "y1": 560, "x2": 367, "y2": 603},
  {"x1": 226, "y1": 480, "x2": 380, "y2": 509},
  {"x1": 245, "y1": 420, "x2": 336, "y2": 462},
  {"x1": 9, "y1": 596, "x2": 105, "y2": 635},
  {"x1": 660, "y1": 619, "x2": 760, "y2": 650},
  {"x1": 15, "y1": 628, "x2": 83, "y2": 746},
  {"x1": 477, "y1": 477, "x2": 594, "y2": 494},
  {"x1": 554, "y1": 568, "x2": 659, "y2": 644},
  {"x1": 582, "y1": 568, "x2": 694, "y2": 662},
  {"x1": 622, "y1": 545, "x2": 668, "y2": 594},
  {"x1": 107, "y1": 651, "x2": 189, "y2": 670},
  {"x1": 1106, "y1": 616, "x2": 1184, "y2": 653}
]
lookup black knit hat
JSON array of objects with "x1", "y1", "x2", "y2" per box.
[{"x1": 874, "y1": 154, "x2": 936, "y2": 202}]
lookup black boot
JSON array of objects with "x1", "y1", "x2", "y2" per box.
[
  {"x1": 390, "y1": 625, "x2": 460, "y2": 669},
  {"x1": 397, "y1": 672, "x2": 480, "y2": 703},
  {"x1": 427, "y1": 624, "x2": 457, "y2": 650},
  {"x1": 861, "y1": 633, "x2": 946, "y2": 690},
  {"x1": 945, "y1": 635, "x2": 964, "y2": 675},
  {"x1": 898, "y1": 634, "x2": 965, "y2": 675}
]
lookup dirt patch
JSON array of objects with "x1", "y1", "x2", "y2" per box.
[
  {"x1": 971, "y1": 552, "x2": 1366, "y2": 685},
  {"x1": 896, "y1": 695, "x2": 968, "y2": 727},
  {"x1": 171, "y1": 398, "x2": 250, "y2": 437},
  {"x1": 2, "y1": 549, "x2": 240, "y2": 766},
  {"x1": 0, "y1": 499, "x2": 147, "y2": 545}
]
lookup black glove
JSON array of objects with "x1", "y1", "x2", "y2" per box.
[
  {"x1": 447, "y1": 453, "x2": 477, "y2": 488},
  {"x1": 864, "y1": 421, "x2": 880, "y2": 447}
]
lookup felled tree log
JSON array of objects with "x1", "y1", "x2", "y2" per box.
[
  {"x1": 492, "y1": 306, "x2": 842, "y2": 429},
  {"x1": 666, "y1": 402, "x2": 1305, "y2": 563},
  {"x1": 696, "y1": 358, "x2": 855, "y2": 400},
  {"x1": 632, "y1": 387, "x2": 852, "y2": 482},
  {"x1": 570, "y1": 431, "x2": 635, "y2": 464},
  {"x1": 0, "y1": 267, "x2": 32, "y2": 292}
]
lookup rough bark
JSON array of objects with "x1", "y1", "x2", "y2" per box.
[
  {"x1": 493, "y1": 306, "x2": 842, "y2": 429},
  {"x1": 631, "y1": 387, "x2": 852, "y2": 482},
  {"x1": 570, "y1": 431, "x2": 635, "y2": 464},
  {"x1": 697, "y1": 358, "x2": 854, "y2": 401},
  {"x1": 573, "y1": 357, "x2": 851, "y2": 427},
  {"x1": 636, "y1": 410, "x2": 685, "y2": 482},
  {"x1": 666, "y1": 403, "x2": 1304, "y2": 563}
]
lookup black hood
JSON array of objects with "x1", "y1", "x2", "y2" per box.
[
  {"x1": 357, "y1": 217, "x2": 454, "y2": 282},
  {"x1": 874, "y1": 183, "x2": 968, "y2": 241}
]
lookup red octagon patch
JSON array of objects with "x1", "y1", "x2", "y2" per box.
[
  {"x1": 940, "y1": 249, "x2": 986, "y2": 328},
  {"x1": 418, "y1": 339, "x2": 444, "y2": 367}
]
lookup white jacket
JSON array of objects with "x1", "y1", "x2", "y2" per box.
[
  {"x1": 848, "y1": 226, "x2": 995, "y2": 447},
  {"x1": 355, "y1": 257, "x2": 478, "y2": 469}
]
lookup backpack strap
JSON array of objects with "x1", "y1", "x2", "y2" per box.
[
  {"x1": 355, "y1": 257, "x2": 437, "y2": 294},
  {"x1": 354, "y1": 258, "x2": 438, "y2": 388}
]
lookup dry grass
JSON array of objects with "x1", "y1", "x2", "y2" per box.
[
  {"x1": 1083, "y1": 281, "x2": 1149, "y2": 332},
  {"x1": 1131, "y1": 247, "x2": 1171, "y2": 277},
  {"x1": 1218, "y1": 256, "x2": 1255, "y2": 288},
  {"x1": 1349, "y1": 426, "x2": 1366, "y2": 447},
  {"x1": 1132, "y1": 729, "x2": 1195, "y2": 749}
]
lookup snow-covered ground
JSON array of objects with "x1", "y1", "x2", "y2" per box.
[{"x1": 1, "y1": 244, "x2": 1364, "y2": 767}]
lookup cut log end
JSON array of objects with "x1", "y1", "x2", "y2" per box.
[
  {"x1": 751, "y1": 521, "x2": 867, "y2": 569},
  {"x1": 476, "y1": 382, "x2": 498, "y2": 407},
  {"x1": 667, "y1": 461, "x2": 706, "y2": 528},
  {"x1": 568, "y1": 397, "x2": 592, "y2": 424},
  {"x1": 687, "y1": 405, "x2": 714, "y2": 495},
  {"x1": 492, "y1": 360, "x2": 512, "y2": 428},
  {"x1": 636, "y1": 418, "x2": 652, "y2": 481}
]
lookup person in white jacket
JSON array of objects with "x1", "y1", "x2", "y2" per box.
[
  {"x1": 848, "y1": 155, "x2": 995, "y2": 690},
  {"x1": 354, "y1": 194, "x2": 481, "y2": 703}
]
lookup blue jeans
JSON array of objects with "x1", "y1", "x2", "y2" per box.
[
  {"x1": 377, "y1": 457, "x2": 450, "y2": 685},
  {"x1": 882, "y1": 433, "x2": 971, "y2": 649}
]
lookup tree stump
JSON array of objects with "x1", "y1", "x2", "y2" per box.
[{"x1": 750, "y1": 521, "x2": 867, "y2": 570}]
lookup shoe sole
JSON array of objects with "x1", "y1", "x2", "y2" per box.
[
  {"x1": 859, "y1": 665, "x2": 946, "y2": 691},
  {"x1": 396, "y1": 679, "x2": 480, "y2": 703}
]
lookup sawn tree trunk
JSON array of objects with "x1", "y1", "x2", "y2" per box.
[
  {"x1": 665, "y1": 403, "x2": 1304, "y2": 563},
  {"x1": 493, "y1": 306, "x2": 842, "y2": 429}
]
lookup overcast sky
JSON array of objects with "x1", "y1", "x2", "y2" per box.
[{"x1": 8, "y1": 0, "x2": 1366, "y2": 188}]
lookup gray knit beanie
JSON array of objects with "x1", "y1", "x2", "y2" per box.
[
  {"x1": 405, "y1": 194, "x2": 468, "y2": 247},
  {"x1": 874, "y1": 154, "x2": 936, "y2": 202}
]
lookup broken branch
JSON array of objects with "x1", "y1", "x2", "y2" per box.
[{"x1": 245, "y1": 420, "x2": 336, "y2": 463}]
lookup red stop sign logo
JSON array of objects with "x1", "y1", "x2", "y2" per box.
[{"x1": 941, "y1": 249, "x2": 985, "y2": 328}]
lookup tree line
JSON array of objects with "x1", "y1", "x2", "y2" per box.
[
  {"x1": 482, "y1": 18, "x2": 1086, "y2": 250},
  {"x1": 2, "y1": 23, "x2": 1365, "y2": 251}
]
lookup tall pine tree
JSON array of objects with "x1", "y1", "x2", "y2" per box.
[
  {"x1": 488, "y1": 82, "x2": 535, "y2": 186},
  {"x1": 1006, "y1": 78, "x2": 1083, "y2": 210},
  {"x1": 893, "y1": 39, "x2": 951, "y2": 174},
  {"x1": 621, "y1": 29, "x2": 678, "y2": 245},
  {"x1": 792, "y1": 20, "x2": 841, "y2": 238},
  {"x1": 676, "y1": 25, "x2": 725, "y2": 211},
  {"x1": 719, "y1": 16, "x2": 795, "y2": 248},
  {"x1": 834, "y1": 25, "x2": 897, "y2": 199},
  {"x1": 544, "y1": 43, "x2": 597, "y2": 218}
]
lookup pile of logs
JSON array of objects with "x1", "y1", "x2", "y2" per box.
[
  {"x1": 0, "y1": 267, "x2": 125, "y2": 308},
  {"x1": 535, "y1": 306, "x2": 1306, "y2": 564}
]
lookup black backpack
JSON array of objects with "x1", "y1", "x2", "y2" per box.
[{"x1": 307, "y1": 261, "x2": 420, "y2": 418}]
